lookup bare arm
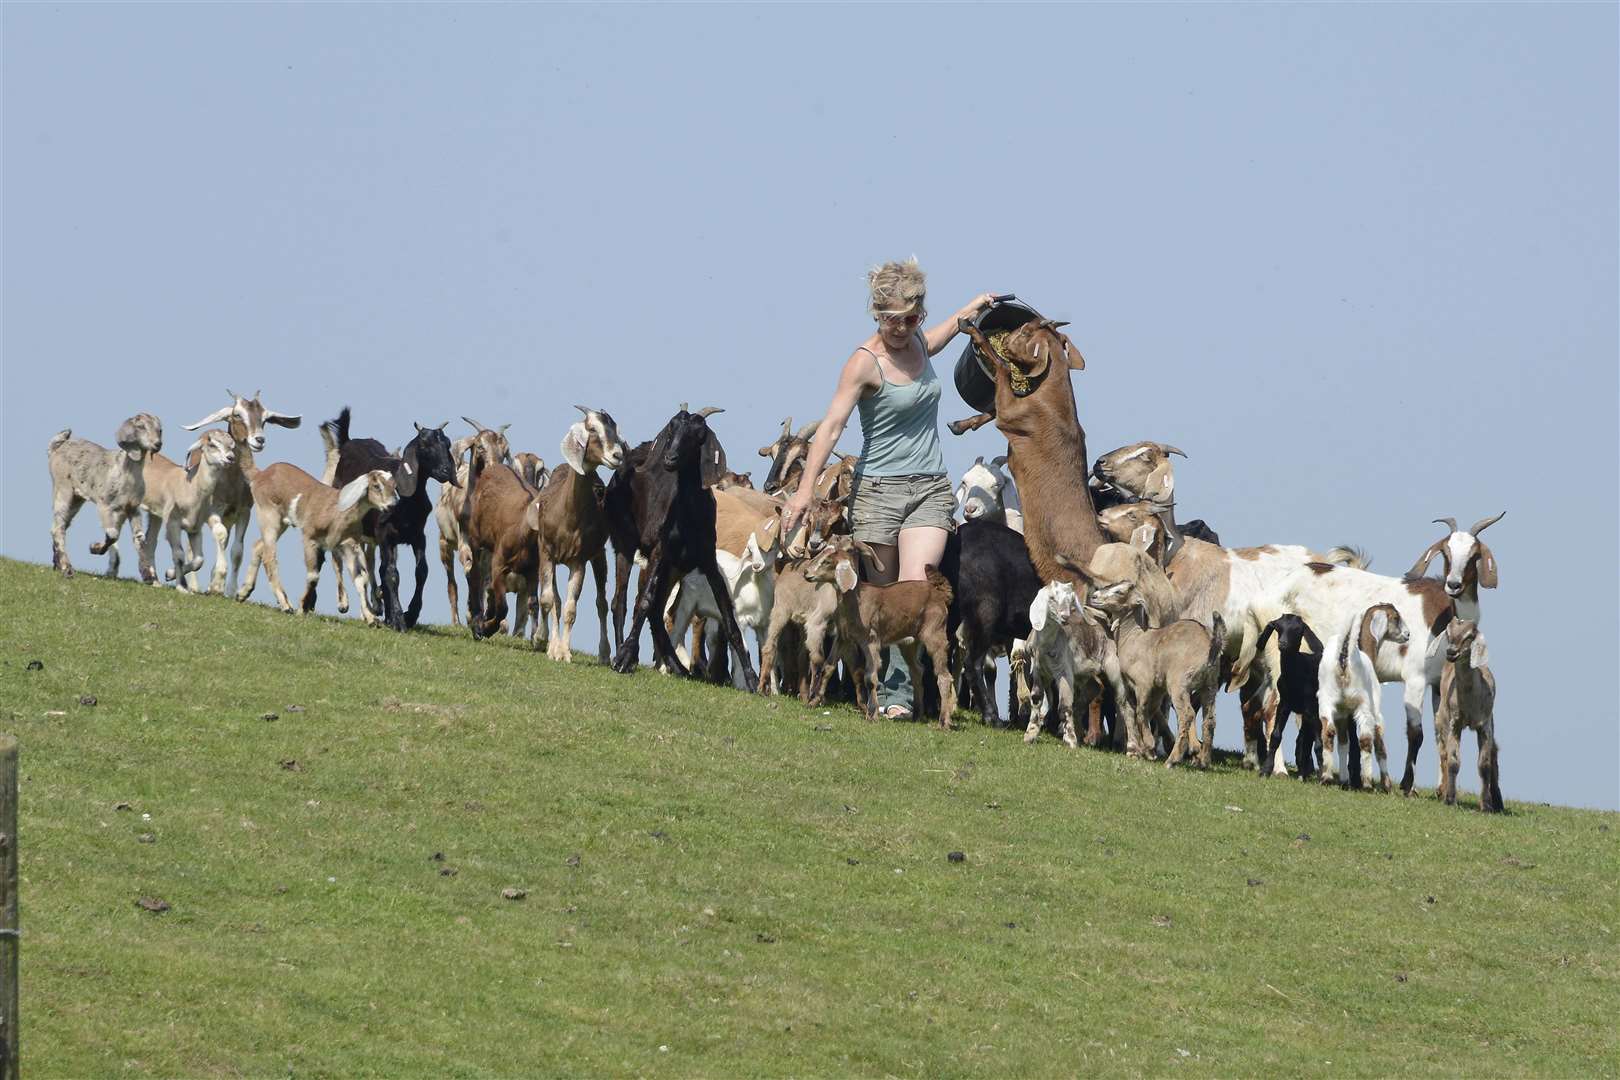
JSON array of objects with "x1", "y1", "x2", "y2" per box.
[
  {"x1": 782, "y1": 350, "x2": 879, "y2": 530},
  {"x1": 922, "y1": 293, "x2": 997, "y2": 356}
]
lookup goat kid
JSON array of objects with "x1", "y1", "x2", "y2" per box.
[
  {"x1": 1023, "y1": 580, "x2": 1120, "y2": 748},
  {"x1": 237, "y1": 463, "x2": 400, "y2": 624},
  {"x1": 666, "y1": 532, "x2": 777, "y2": 688},
  {"x1": 1255, "y1": 615, "x2": 1327, "y2": 780},
  {"x1": 1437, "y1": 619, "x2": 1503, "y2": 812},
  {"x1": 1317, "y1": 603, "x2": 1410, "y2": 790},
  {"x1": 139, "y1": 429, "x2": 236, "y2": 591},
  {"x1": 47, "y1": 413, "x2": 164, "y2": 579}
]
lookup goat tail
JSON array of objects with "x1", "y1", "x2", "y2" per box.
[
  {"x1": 47, "y1": 429, "x2": 72, "y2": 453},
  {"x1": 318, "y1": 407, "x2": 351, "y2": 486},
  {"x1": 1325, "y1": 545, "x2": 1371, "y2": 570},
  {"x1": 924, "y1": 564, "x2": 954, "y2": 600}
]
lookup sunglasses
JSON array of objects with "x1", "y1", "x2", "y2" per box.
[{"x1": 876, "y1": 308, "x2": 925, "y2": 328}]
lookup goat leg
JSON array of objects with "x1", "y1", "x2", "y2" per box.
[
  {"x1": 405, "y1": 537, "x2": 429, "y2": 629},
  {"x1": 645, "y1": 565, "x2": 689, "y2": 677},
  {"x1": 947, "y1": 413, "x2": 996, "y2": 437},
  {"x1": 612, "y1": 552, "x2": 665, "y2": 674},
  {"x1": 591, "y1": 551, "x2": 612, "y2": 663},
  {"x1": 610, "y1": 549, "x2": 633, "y2": 653},
  {"x1": 381, "y1": 542, "x2": 406, "y2": 632}
]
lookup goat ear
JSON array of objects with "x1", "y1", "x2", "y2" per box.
[
  {"x1": 265, "y1": 412, "x2": 302, "y2": 428},
  {"x1": 561, "y1": 423, "x2": 589, "y2": 475},
  {"x1": 1368, "y1": 608, "x2": 1389, "y2": 643},
  {"x1": 1475, "y1": 541, "x2": 1498, "y2": 588},
  {"x1": 1469, "y1": 634, "x2": 1490, "y2": 669},
  {"x1": 1406, "y1": 539, "x2": 1446, "y2": 580},
  {"x1": 1143, "y1": 459, "x2": 1175, "y2": 503},
  {"x1": 336, "y1": 475, "x2": 370, "y2": 512},
  {"x1": 853, "y1": 541, "x2": 885, "y2": 573},
  {"x1": 834, "y1": 559, "x2": 859, "y2": 594},
  {"x1": 1027, "y1": 591, "x2": 1049, "y2": 633},
  {"x1": 184, "y1": 405, "x2": 234, "y2": 431},
  {"x1": 396, "y1": 445, "x2": 420, "y2": 498},
  {"x1": 115, "y1": 418, "x2": 139, "y2": 447},
  {"x1": 700, "y1": 430, "x2": 728, "y2": 490}
]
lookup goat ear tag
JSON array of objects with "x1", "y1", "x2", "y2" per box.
[{"x1": 402, "y1": 460, "x2": 414, "y2": 474}]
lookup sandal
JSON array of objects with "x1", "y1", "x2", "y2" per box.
[{"x1": 881, "y1": 704, "x2": 913, "y2": 720}]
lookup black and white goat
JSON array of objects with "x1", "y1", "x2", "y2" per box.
[{"x1": 320, "y1": 407, "x2": 459, "y2": 631}]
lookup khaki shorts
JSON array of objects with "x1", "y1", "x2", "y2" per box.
[{"x1": 849, "y1": 473, "x2": 957, "y2": 545}]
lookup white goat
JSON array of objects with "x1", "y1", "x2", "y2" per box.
[
  {"x1": 665, "y1": 532, "x2": 777, "y2": 687},
  {"x1": 1022, "y1": 579, "x2": 1119, "y2": 748},
  {"x1": 139, "y1": 429, "x2": 237, "y2": 592},
  {"x1": 1316, "y1": 603, "x2": 1410, "y2": 790}
]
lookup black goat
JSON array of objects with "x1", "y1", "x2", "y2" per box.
[
  {"x1": 321, "y1": 407, "x2": 458, "y2": 631},
  {"x1": 606, "y1": 406, "x2": 758, "y2": 691},
  {"x1": 939, "y1": 519, "x2": 1042, "y2": 728},
  {"x1": 1256, "y1": 614, "x2": 1328, "y2": 780}
]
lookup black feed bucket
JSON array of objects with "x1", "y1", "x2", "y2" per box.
[{"x1": 953, "y1": 296, "x2": 1043, "y2": 415}]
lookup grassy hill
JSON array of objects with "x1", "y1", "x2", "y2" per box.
[{"x1": 0, "y1": 556, "x2": 1615, "y2": 1077}]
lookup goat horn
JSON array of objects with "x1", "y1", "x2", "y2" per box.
[
  {"x1": 498, "y1": 424, "x2": 510, "y2": 434},
  {"x1": 1049, "y1": 320, "x2": 1070, "y2": 330},
  {"x1": 414, "y1": 422, "x2": 425, "y2": 433},
  {"x1": 437, "y1": 420, "x2": 449, "y2": 430},
  {"x1": 1432, "y1": 517, "x2": 1458, "y2": 533},
  {"x1": 1468, "y1": 510, "x2": 1506, "y2": 536},
  {"x1": 991, "y1": 455, "x2": 1008, "y2": 469},
  {"x1": 462, "y1": 416, "x2": 489, "y2": 431},
  {"x1": 572, "y1": 404, "x2": 591, "y2": 416},
  {"x1": 253, "y1": 389, "x2": 262, "y2": 400},
  {"x1": 679, "y1": 401, "x2": 689, "y2": 414},
  {"x1": 794, "y1": 419, "x2": 819, "y2": 439},
  {"x1": 974, "y1": 455, "x2": 984, "y2": 465},
  {"x1": 779, "y1": 417, "x2": 793, "y2": 438},
  {"x1": 698, "y1": 406, "x2": 724, "y2": 418},
  {"x1": 225, "y1": 388, "x2": 238, "y2": 400},
  {"x1": 1160, "y1": 444, "x2": 1187, "y2": 458}
]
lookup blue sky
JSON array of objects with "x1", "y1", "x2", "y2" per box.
[{"x1": 3, "y1": 4, "x2": 1615, "y2": 809}]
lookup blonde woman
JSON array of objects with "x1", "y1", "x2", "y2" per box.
[{"x1": 783, "y1": 259, "x2": 996, "y2": 718}]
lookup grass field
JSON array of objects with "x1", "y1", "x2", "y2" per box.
[{"x1": 0, "y1": 556, "x2": 1615, "y2": 1077}]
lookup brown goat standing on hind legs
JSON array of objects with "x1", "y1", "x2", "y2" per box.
[{"x1": 951, "y1": 316, "x2": 1106, "y2": 585}]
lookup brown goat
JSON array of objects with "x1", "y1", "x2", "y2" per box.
[
  {"x1": 531, "y1": 407, "x2": 627, "y2": 662},
  {"x1": 435, "y1": 423, "x2": 514, "y2": 628},
  {"x1": 797, "y1": 540, "x2": 958, "y2": 729},
  {"x1": 953, "y1": 318, "x2": 1106, "y2": 585},
  {"x1": 1437, "y1": 619, "x2": 1502, "y2": 811}
]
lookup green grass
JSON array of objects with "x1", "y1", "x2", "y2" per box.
[{"x1": 1, "y1": 556, "x2": 1616, "y2": 1077}]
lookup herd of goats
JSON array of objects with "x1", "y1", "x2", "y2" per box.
[{"x1": 44, "y1": 317, "x2": 1506, "y2": 811}]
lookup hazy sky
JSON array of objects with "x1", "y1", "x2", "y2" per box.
[{"x1": 4, "y1": 4, "x2": 1615, "y2": 809}]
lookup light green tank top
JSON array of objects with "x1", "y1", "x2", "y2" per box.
[{"x1": 853, "y1": 334, "x2": 947, "y2": 479}]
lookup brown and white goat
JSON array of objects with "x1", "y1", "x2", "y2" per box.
[
  {"x1": 139, "y1": 429, "x2": 237, "y2": 591},
  {"x1": 951, "y1": 317, "x2": 1107, "y2": 585},
  {"x1": 236, "y1": 461, "x2": 399, "y2": 624},
  {"x1": 1316, "y1": 603, "x2": 1411, "y2": 791},
  {"x1": 1437, "y1": 619, "x2": 1502, "y2": 812},
  {"x1": 182, "y1": 392, "x2": 302, "y2": 594},
  {"x1": 1406, "y1": 512, "x2": 1504, "y2": 624},
  {"x1": 47, "y1": 413, "x2": 164, "y2": 579},
  {"x1": 531, "y1": 406, "x2": 627, "y2": 662},
  {"x1": 757, "y1": 535, "x2": 873, "y2": 706}
]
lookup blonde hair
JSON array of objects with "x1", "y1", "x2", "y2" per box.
[{"x1": 867, "y1": 258, "x2": 926, "y2": 316}]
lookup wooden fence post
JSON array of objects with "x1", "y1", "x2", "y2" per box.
[{"x1": 0, "y1": 735, "x2": 16, "y2": 1080}]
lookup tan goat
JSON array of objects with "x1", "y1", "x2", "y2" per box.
[
  {"x1": 1437, "y1": 619, "x2": 1502, "y2": 811},
  {"x1": 435, "y1": 422, "x2": 513, "y2": 627},
  {"x1": 1083, "y1": 566, "x2": 1224, "y2": 765},
  {"x1": 139, "y1": 428, "x2": 237, "y2": 592},
  {"x1": 236, "y1": 461, "x2": 399, "y2": 624}
]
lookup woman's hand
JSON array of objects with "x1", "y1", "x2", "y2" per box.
[
  {"x1": 781, "y1": 483, "x2": 814, "y2": 536},
  {"x1": 962, "y1": 293, "x2": 997, "y2": 318}
]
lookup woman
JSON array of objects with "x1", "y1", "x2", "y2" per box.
[{"x1": 782, "y1": 258, "x2": 995, "y2": 718}]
